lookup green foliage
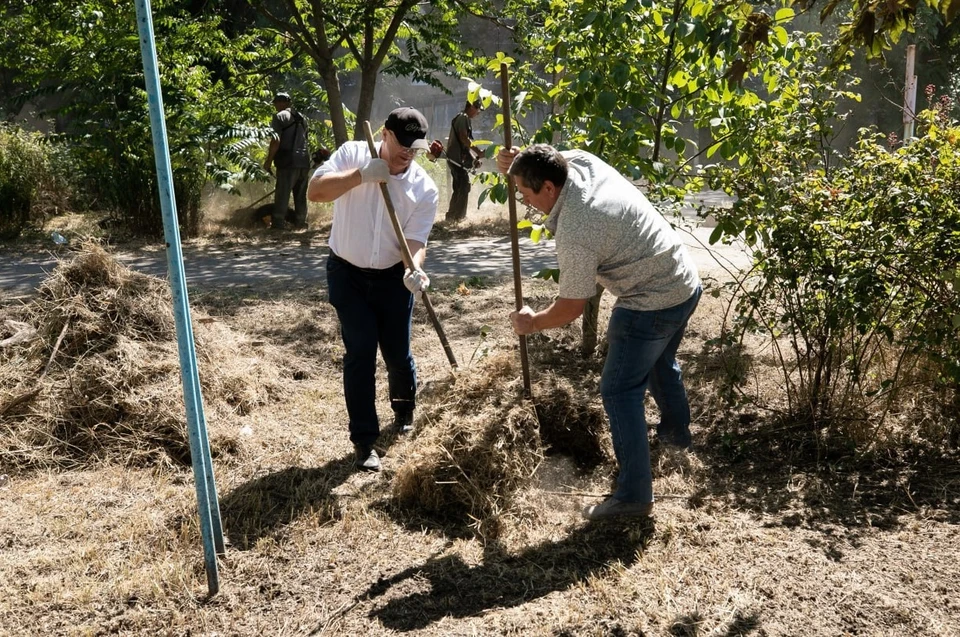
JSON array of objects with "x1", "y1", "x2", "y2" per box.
[
  {"x1": 532, "y1": 268, "x2": 560, "y2": 284},
  {"x1": 805, "y1": 0, "x2": 960, "y2": 59},
  {"x1": 0, "y1": 0, "x2": 284, "y2": 237},
  {"x1": 706, "y1": 94, "x2": 960, "y2": 440},
  {"x1": 500, "y1": 0, "x2": 798, "y2": 182},
  {"x1": 0, "y1": 125, "x2": 43, "y2": 238},
  {"x1": 0, "y1": 124, "x2": 68, "y2": 239}
]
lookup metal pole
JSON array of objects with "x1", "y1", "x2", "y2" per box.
[
  {"x1": 362, "y1": 121, "x2": 459, "y2": 370},
  {"x1": 133, "y1": 0, "x2": 224, "y2": 596},
  {"x1": 903, "y1": 44, "x2": 917, "y2": 142},
  {"x1": 500, "y1": 63, "x2": 532, "y2": 396}
]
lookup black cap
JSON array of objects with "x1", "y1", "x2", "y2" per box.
[
  {"x1": 272, "y1": 92, "x2": 291, "y2": 103},
  {"x1": 384, "y1": 107, "x2": 429, "y2": 150}
]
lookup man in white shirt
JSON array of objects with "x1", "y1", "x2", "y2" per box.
[{"x1": 308, "y1": 108, "x2": 438, "y2": 472}]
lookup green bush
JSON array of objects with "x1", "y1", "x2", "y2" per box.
[
  {"x1": 708, "y1": 106, "x2": 960, "y2": 445},
  {"x1": 0, "y1": 124, "x2": 61, "y2": 239}
]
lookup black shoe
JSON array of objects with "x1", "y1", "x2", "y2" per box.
[
  {"x1": 354, "y1": 445, "x2": 381, "y2": 472},
  {"x1": 394, "y1": 411, "x2": 414, "y2": 435}
]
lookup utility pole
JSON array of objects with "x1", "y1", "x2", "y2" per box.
[{"x1": 903, "y1": 44, "x2": 918, "y2": 142}]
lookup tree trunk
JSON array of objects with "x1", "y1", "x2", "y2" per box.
[
  {"x1": 352, "y1": 65, "x2": 380, "y2": 141},
  {"x1": 314, "y1": 57, "x2": 349, "y2": 147},
  {"x1": 581, "y1": 284, "x2": 604, "y2": 358}
]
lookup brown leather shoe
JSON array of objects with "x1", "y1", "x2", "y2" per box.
[{"x1": 582, "y1": 497, "x2": 653, "y2": 521}]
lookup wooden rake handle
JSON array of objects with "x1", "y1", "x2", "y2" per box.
[
  {"x1": 362, "y1": 121, "x2": 458, "y2": 370},
  {"x1": 500, "y1": 64, "x2": 532, "y2": 395}
]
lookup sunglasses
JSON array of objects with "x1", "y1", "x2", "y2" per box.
[{"x1": 390, "y1": 131, "x2": 424, "y2": 157}]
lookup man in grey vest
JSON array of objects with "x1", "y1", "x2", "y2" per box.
[
  {"x1": 444, "y1": 99, "x2": 482, "y2": 222},
  {"x1": 263, "y1": 92, "x2": 311, "y2": 230}
]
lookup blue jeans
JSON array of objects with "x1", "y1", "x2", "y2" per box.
[
  {"x1": 600, "y1": 286, "x2": 701, "y2": 503},
  {"x1": 326, "y1": 253, "x2": 417, "y2": 447}
]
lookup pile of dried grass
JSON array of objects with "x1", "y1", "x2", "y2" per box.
[
  {"x1": 0, "y1": 240, "x2": 284, "y2": 470},
  {"x1": 392, "y1": 352, "x2": 542, "y2": 539}
]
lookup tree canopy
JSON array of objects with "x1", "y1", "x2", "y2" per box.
[
  {"x1": 800, "y1": 0, "x2": 960, "y2": 57},
  {"x1": 249, "y1": 0, "x2": 490, "y2": 145}
]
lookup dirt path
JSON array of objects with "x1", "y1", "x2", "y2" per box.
[{"x1": 0, "y1": 221, "x2": 749, "y2": 299}]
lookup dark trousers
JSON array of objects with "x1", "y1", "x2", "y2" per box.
[
  {"x1": 326, "y1": 252, "x2": 416, "y2": 447},
  {"x1": 445, "y1": 161, "x2": 470, "y2": 222},
  {"x1": 274, "y1": 167, "x2": 310, "y2": 227}
]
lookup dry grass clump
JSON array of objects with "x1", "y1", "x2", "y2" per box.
[
  {"x1": 0, "y1": 240, "x2": 284, "y2": 471},
  {"x1": 392, "y1": 352, "x2": 542, "y2": 539}
]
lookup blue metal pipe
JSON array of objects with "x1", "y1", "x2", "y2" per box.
[{"x1": 133, "y1": 0, "x2": 224, "y2": 596}]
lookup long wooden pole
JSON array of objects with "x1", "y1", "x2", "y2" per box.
[
  {"x1": 362, "y1": 121, "x2": 458, "y2": 370},
  {"x1": 500, "y1": 64, "x2": 532, "y2": 395}
]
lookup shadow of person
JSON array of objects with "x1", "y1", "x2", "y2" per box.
[
  {"x1": 220, "y1": 429, "x2": 405, "y2": 550},
  {"x1": 361, "y1": 519, "x2": 654, "y2": 631},
  {"x1": 668, "y1": 609, "x2": 760, "y2": 636},
  {"x1": 219, "y1": 457, "x2": 355, "y2": 550}
]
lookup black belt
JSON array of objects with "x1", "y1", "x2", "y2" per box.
[{"x1": 328, "y1": 251, "x2": 403, "y2": 275}]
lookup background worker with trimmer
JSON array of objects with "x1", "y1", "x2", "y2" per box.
[
  {"x1": 263, "y1": 91, "x2": 311, "y2": 230},
  {"x1": 444, "y1": 98, "x2": 483, "y2": 222},
  {"x1": 307, "y1": 107, "x2": 438, "y2": 472}
]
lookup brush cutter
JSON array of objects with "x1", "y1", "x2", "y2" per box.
[{"x1": 425, "y1": 141, "x2": 486, "y2": 174}]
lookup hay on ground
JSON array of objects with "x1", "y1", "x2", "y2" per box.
[
  {"x1": 394, "y1": 350, "x2": 616, "y2": 538},
  {"x1": 0, "y1": 240, "x2": 284, "y2": 471},
  {"x1": 392, "y1": 352, "x2": 542, "y2": 539}
]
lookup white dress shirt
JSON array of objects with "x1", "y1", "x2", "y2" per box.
[{"x1": 314, "y1": 141, "x2": 438, "y2": 269}]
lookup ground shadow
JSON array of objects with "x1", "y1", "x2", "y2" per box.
[
  {"x1": 357, "y1": 519, "x2": 654, "y2": 631},
  {"x1": 428, "y1": 216, "x2": 515, "y2": 241},
  {"x1": 684, "y1": 338, "x2": 960, "y2": 536},
  {"x1": 668, "y1": 610, "x2": 761, "y2": 636},
  {"x1": 220, "y1": 458, "x2": 354, "y2": 550},
  {"x1": 220, "y1": 430, "x2": 403, "y2": 550},
  {"x1": 696, "y1": 423, "x2": 960, "y2": 529}
]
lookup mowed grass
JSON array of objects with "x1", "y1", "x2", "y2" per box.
[{"x1": 1, "y1": 225, "x2": 959, "y2": 636}]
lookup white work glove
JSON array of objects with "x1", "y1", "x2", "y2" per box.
[
  {"x1": 359, "y1": 158, "x2": 390, "y2": 183},
  {"x1": 403, "y1": 268, "x2": 430, "y2": 293}
]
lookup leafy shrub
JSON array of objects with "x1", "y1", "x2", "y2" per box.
[
  {"x1": 707, "y1": 107, "x2": 960, "y2": 445},
  {"x1": 0, "y1": 124, "x2": 66, "y2": 239},
  {"x1": 2, "y1": 3, "x2": 285, "y2": 238}
]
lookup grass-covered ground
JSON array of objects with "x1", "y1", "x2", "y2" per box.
[{"x1": 1, "y1": 200, "x2": 958, "y2": 636}]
